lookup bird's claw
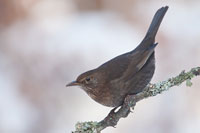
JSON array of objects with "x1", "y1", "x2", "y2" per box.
[
  {"x1": 102, "y1": 107, "x2": 118, "y2": 127},
  {"x1": 124, "y1": 95, "x2": 136, "y2": 107}
]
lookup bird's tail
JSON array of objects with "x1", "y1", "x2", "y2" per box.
[{"x1": 136, "y1": 6, "x2": 168, "y2": 50}]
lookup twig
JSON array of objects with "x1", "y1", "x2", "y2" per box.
[{"x1": 72, "y1": 67, "x2": 200, "y2": 133}]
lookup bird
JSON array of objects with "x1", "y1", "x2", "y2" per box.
[{"x1": 66, "y1": 6, "x2": 168, "y2": 107}]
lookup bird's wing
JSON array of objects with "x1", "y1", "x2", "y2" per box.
[
  {"x1": 121, "y1": 43, "x2": 157, "y2": 80},
  {"x1": 98, "y1": 44, "x2": 155, "y2": 82},
  {"x1": 98, "y1": 52, "x2": 131, "y2": 81}
]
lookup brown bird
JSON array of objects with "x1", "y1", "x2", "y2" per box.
[{"x1": 66, "y1": 6, "x2": 168, "y2": 107}]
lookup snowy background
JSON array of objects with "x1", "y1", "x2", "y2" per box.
[{"x1": 0, "y1": 0, "x2": 200, "y2": 133}]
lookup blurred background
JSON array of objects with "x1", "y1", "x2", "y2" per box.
[{"x1": 0, "y1": 0, "x2": 200, "y2": 133}]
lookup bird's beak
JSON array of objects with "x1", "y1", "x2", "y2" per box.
[{"x1": 66, "y1": 81, "x2": 79, "y2": 87}]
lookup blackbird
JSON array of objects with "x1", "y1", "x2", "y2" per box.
[{"x1": 66, "y1": 6, "x2": 168, "y2": 107}]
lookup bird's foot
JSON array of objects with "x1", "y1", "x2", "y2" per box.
[
  {"x1": 100, "y1": 107, "x2": 118, "y2": 127},
  {"x1": 124, "y1": 95, "x2": 136, "y2": 107},
  {"x1": 122, "y1": 94, "x2": 137, "y2": 114}
]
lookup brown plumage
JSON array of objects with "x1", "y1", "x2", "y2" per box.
[{"x1": 66, "y1": 6, "x2": 168, "y2": 107}]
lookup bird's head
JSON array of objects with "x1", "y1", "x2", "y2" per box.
[{"x1": 66, "y1": 69, "x2": 102, "y2": 89}]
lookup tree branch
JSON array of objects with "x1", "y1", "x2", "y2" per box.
[{"x1": 72, "y1": 67, "x2": 200, "y2": 133}]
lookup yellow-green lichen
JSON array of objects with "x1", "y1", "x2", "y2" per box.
[{"x1": 73, "y1": 121, "x2": 99, "y2": 133}]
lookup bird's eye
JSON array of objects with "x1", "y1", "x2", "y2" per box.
[{"x1": 85, "y1": 77, "x2": 91, "y2": 82}]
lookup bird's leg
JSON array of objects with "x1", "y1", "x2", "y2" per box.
[
  {"x1": 123, "y1": 94, "x2": 137, "y2": 112},
  {"x1": 99, "y1": 107, "x2": 118, "y2": 128},
  {"x1": 99, "y1": 95, "x2": 137, "y2": 128}
]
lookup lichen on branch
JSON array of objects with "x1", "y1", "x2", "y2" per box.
[{"x1": 73, "y1": 67, "x2": 200, "y2": 133}]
